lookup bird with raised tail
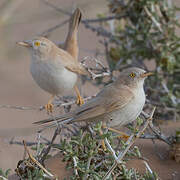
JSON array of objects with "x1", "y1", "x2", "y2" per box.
[
  {"x1": 17, "y1": 9, "x2": 87, "y2": 113},
  {"x1": 34, "y1": 67, "x2": 153, "y2": 128}
]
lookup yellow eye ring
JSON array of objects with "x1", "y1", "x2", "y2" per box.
[
  {"x1": 34, "y1": 41, "x2": 40, "y2": 47},
  {"x1": 130, "y1": 73, "x2": 136, "y2": 78}
]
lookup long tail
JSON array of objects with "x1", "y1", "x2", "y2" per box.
[
  {"x1": 33, "y1": 112, "x2": 74, "y2": 126},
  {"x1": 64, "y1": 8, "x2": 82, "y2": 60}
]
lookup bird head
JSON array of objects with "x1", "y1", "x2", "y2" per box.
[
  {"x1": 17, "y1": 37, "x2": 56, "y2": 60},
  {"x1": 117, "y1": 67, "x2": 153, "y2": 88}
]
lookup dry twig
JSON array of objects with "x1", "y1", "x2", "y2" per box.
[
  {"x1": 81, "y1": 56, "x2": 111, "y2": 79},
  {"x1": 38, "y1": 127, "x2": 61, "y2": 165}
]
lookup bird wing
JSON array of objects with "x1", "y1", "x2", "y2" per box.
[
  {"x1": 73, "y1": 84, "x2": 135, "y2": 122},
  {"x1": 57, "y1": 48, "x2": 87, "y2": 75},
  {"x1": 105, "y1": 85, "x2": 135, "y2": 113}
]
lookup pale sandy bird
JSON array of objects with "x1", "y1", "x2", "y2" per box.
[
  {"x1": 34, "y1": 67, "x2": 153, "y2": 129},
  {"x1": 17, "y1": 9, "x2": 87, "y2": 113}
]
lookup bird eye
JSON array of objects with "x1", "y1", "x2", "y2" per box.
[
  {"x1": 130, "y1": 72, "x2": 136, "y2": 78},
  {"x1": 34, "y1": 41, "x2": 41, "y2": 47}
]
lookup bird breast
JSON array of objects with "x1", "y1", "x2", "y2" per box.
[
  {"x1": 30, "y1": 60, "x2": 77, "y2": 95},
  {"x1": 108, "y1": 84, "x2": 146, "y2": 127}
]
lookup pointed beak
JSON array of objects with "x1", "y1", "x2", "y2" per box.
[
  {"x1": 140, "y1": 72, "x2": 154, "y2": 78},
  {"x1": 16, "y1": 40, "x2": 33, "y2": 48}
]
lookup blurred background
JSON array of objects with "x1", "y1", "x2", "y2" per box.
[{"x1": 0, "y1": 0, "x2": 179, "y2": 178}]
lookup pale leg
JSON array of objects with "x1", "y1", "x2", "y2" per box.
[
  {"x1": 45, "y1": 95, "x2": 55, "y2": 114},
  {"x1": 108, "y1": 127, "x2": 129, "y2": 140},
  {"x1": 74, "y1": 86, "x2": 84, "y2": 105}
]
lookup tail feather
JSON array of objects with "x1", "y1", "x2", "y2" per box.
[
  {"x1": 33, "y1": 113, "x2": 74, "y2": 125},
  {"x1": 69, "y1": 8, "x2": 82, "y2": 34},
  {"x1": 64, "y1": 8, "x2": 82, "y2": 60}
]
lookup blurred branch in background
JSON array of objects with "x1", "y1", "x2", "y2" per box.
[{"x1": 0, "y1": 0, "x2": 24, "y2": 26}]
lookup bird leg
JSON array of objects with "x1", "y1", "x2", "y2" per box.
[
  {"x1": 74, "y1": 86, "x2": 84, "y2": 105},
  {"x1": 103, "y1": 126, "x2": 129, "y2": 141},
  {"x1": 99, "y1": 129, "x2": 107, "y2": 151},
  {"x1": 45, "y1": 95, "x2": 55, "y2": 114}
]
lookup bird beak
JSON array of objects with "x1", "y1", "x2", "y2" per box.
[
  {"x1": 16, "y1": 40, "x2": 33, "y2": 48},
  {"x1": 141, "y1": 72, "x2": 153, "y2": 78}
]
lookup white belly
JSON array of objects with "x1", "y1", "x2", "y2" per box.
[
  {"x1": 108, "y1": 86, "x2": 146, "y2": 127},
  {"x1": 30, "y1": 61, "x2": 77, "y2": 95}
]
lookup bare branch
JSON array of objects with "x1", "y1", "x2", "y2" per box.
[
  {"x1": 148, "y1": 121, "x2": 173, "y2": 145},
  {"x1": 39, "y1": 127, "x2": 61, "y2": 164},
  {"x1": 140, "y1": 133, "x2": 173, "y2": 146},
  {"x1": 84, "y1": 14, "x2": 127, "y2": 23},
  {"x1": 0, "y1": 104, "x2": 37, "y2": 110},
  {"x1": 81, "y1": 56, "x2": 111, "y2": 79},
  {"x1": 144, "y1": 6, "x2": 163, "y2": 33},
  {"x1": 161, "y1": 80, "x2": 177, "y2": 106},
  {"x1": 38, "y1": 19, "x2": 69, "y2": 37},
  {"x1": 0, "y1": 96, "x2": 94, "y2": 112},
  {"x1": 72, "y1": 156, "x2": 79, "y2": 177}
]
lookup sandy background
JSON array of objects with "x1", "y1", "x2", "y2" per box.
[{"x1": 0, "y1": 0, "x2": 179, "y2": 179}]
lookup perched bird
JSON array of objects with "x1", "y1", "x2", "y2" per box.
[
  {"x1": 17, "y1": 36, "x2": 87, "y2": 113},
  {"x1": 34, "y1": 67, "x2": 153, "y2": 128},
  {"x1": 17, "y1": 9, "x2": 87, "y2": 113}
]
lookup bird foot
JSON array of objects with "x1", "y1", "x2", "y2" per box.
[
  {"x1": 101, "y1": 140, "x2": 107, "y2": 151},
  {"x1": 45, "y1": 103, "x2": 54, "y2": 114},
  {"x1": 107, "y1": 127, "x2": 129, "y2": 141},
  {"x1": 76, "y1": 96, "x2": 84, "y2": 106},
  {"x1": 117, "y1": 134, "x2": 129, "y2": 141}
]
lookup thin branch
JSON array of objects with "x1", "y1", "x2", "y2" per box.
[
  {"x1": 0, "y1": 104, "x2": 37, "y2": 110},
  {"x1": 38, "y1": 18, "x2": 69, "y2": 37},
  {"x1": 82, "y1": 22, "x2": 121, "y2": 44},
  {"x1": 9, "y1": 140, "x2": 48, "y2": 146},
  {"x1": 41, "y1": 0, "x2": 70, "y2": 16},
  {"x1": 140, "y1": 133, "x2": 173, "y2": 145},
  {"x1": 39, "y1": 127, "x2": 61, "y2": 164},
  {"x1": 143, "y1": 161, "x2": 154, "y2": 177},
  {"x1": 82, "y1": 56, "x2": 107, "y2": 70},
  {"x1": 81, "y1": 56, "x2": 111, "y2": 79},
  {"x1": 36, "y1": 132, "x2": 42, "y2": 157},
  {"x1": 84, "y1": 14, "x2": 127, "y2": 23},
  {"x1": 144, "y1": 6, "x2": 163, "y2": 33},
  {"x1": 161, "y1": 80, "x2": 177, "y2": 106},
  {"x1": 148, "y1": 121, "x2": 173, "y2": 145},
  {"x1": 0, "y1": 96, "x2": 93, "y2": 111},
  {"x1": 72, "y1": 156, "x2": 79, "y2": 177}
]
